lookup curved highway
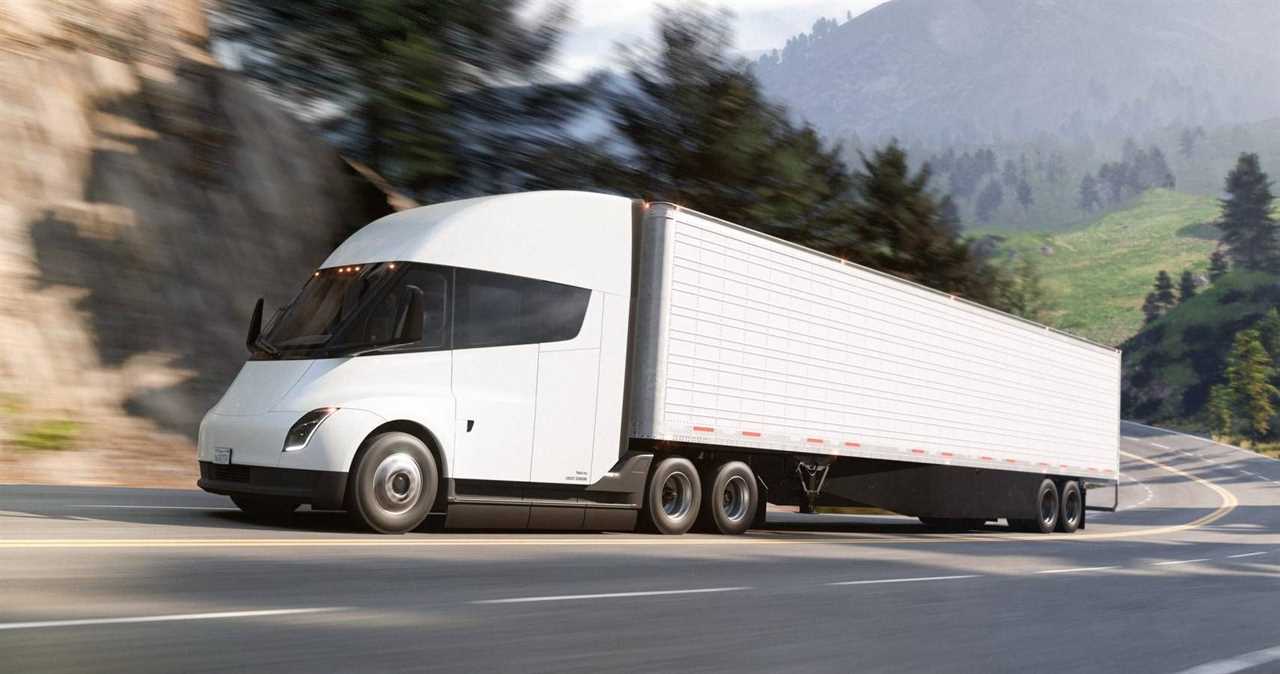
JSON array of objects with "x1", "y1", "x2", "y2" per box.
[{"x1": 2, "y1": 421, "x2": 1278, "y2": 673}]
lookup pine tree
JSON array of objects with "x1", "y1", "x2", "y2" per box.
[
  {"x1": 212, "y1": 0, "x2": 573, "y2": 196},
  {"x1": 1153, "y1": 271, "x2": 1177, "y2": 311},
  {"x1": 1016, "y1": 179, "x2": 1033, "y2": 211},
  {"x1": 1142, "y1": 292, "x2": 1161, "y2": 324},
  {"x1": 975, "y1": 180, "x2": 1004, "y2": 222},
  {"x1": 1177, "y1": 270, "x2": 1197, "y2": 303},
  {"x1": 1256, "y1": 308, "x2": 1280, "y2": 362},
  {"x1": 1218, "y1": 153, "x2": 1278, "y2": 272},
  {"x1": 1225, "y1": 330, "x2": 1279, "y2": 440},
  {"x1": 1209, "y1": 249, "x2": 1229, "y2": 281},
  {"x1": 1207, "y1": 384, "x2": 1234, "y2": 439},
  {"x1": 1079, "y1": 174, "x2": 1102, "y2": 212}
]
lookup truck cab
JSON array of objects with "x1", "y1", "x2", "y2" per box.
[{"x1": 197, "y1": 191, "x2": 643, "y2": 533}]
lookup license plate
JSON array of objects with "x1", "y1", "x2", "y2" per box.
[{"x1": 213, "y1": 447, "x2": 233, "y2": 465}]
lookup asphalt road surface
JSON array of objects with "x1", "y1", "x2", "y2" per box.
[{"x1": 2, "y1": 421, "x2": 1278, "y2": 674}]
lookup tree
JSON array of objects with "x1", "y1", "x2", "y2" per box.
[
  {"x1": 1256, "y1": 308, "x2": 1280, "y2": 362},
  {"x1": 1153, "y1": 270, "x2": 1177, "y2": 310},
  {"x1": 1218, "y1": 153, "x2": 1278, "y2": 271},
  {"x1": 1016, "y1": 179, "x2": 1033, "y2": 211},
  {"x1": 1209, "y1": 248, "x2": 1229, "y2": 281},
  {"x1": 212, "y1": 0, "x2": 573, "y2": 197},
  {"x1": 975, "y1": 180, "x2": 1004, "y2": 222},
  {"x1": 997, "y1": 257, "x2": 1051, "y2": 322},
  {"x1": 1141, "y1": 292, "x2": 1161, "y2": 324},
  {"x1": 1079, "y1": 174, "x2": 1102, "y2": 212},
  {"x1": 1207, "y1": 384, "x2": 1234, "y2": 438},
  {"x1": 1224, "y1": 330, "x2": 1279, "y2": 440},
  {"x1": 1177, "y1": 270, "x2": 1197, "y2": 303}
]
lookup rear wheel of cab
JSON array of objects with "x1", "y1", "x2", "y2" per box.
[
  {"x1": 641, "y1": 456, "x2": 701, "y2": 535},
  {"x1": 348, "y1": 432, "x2": 438, "y2": 534},
  {"x1": 698, "y1": 461, "x2": 758, "y2": 535}
]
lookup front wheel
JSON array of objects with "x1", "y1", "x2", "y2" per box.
[
  {"x1": 348, "y1": 432, "x2": 439, "y2": 534},
  {"x1": 642, "y1": 456, "x2": 701, "y2": 535}
]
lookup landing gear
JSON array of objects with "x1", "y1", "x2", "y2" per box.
[{"x1": 795, "y1": 459, "x2": 831, "y2": 515}]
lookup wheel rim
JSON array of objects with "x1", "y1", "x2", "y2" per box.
[
  {"x1": 1040, "y1": 489, "x2": 1057, "y2": 526},
  {"x1": 372, "y1": 452, "x2": 422, "y2": 515},
  {"x1": 661, "y1": 471, "x2": 693, "y2": 520},
  {"x1": 1063, "y1": 488, "x2": 1080, "y2": 526},
  {"x1": 721, "y1": 475, "x2": 750, "y2": 522}
]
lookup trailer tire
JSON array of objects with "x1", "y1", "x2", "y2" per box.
[
  {"x1": 348, "y1": 432, "x2": 438, "y2": 534},
  {"x1": 230, "y1": 495, "x2": 299, "y2": 520},
  {"x1": 1057, "y1": 480, "x2": 1083, "y2": 533},
  {"x1": 698, "y1": 461, "x2": 758, "y2": 535},
  {"x1": 1028, "y1": 478, "x2": 1060, "y2": 534},
  {"x1": 642, "y1": 456, "x2": 701, "y2": 535}
]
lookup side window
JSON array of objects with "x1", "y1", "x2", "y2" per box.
[
  {"x1": 338, "y1": 264, "x2": 450, "y2": 352},
  {"x1": 454, "y1": 268, "x2": 591, "y2": 348}
]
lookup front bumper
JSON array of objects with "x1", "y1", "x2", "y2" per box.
[{"x1": 198, "y1": 462, "x2": 347, "y2": 510}]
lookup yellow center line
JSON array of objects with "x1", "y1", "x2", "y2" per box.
[{"x1": 0, "y1": 449, "x2": 1238, "y2": 550}]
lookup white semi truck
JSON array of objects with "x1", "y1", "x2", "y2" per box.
[{"x1": 197, "y1": 191, "x2": 1120, "y2": 535}]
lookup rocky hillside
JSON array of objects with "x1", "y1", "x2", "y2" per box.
[
  {"x1": 0, "y1": 0, "x2": 393, "y2": 485},
  {"x1": 754, "y1": 0, "x2": 1280, "y2": 147}
]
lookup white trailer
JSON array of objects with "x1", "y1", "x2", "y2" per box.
[{"x1": 197, "y1": 191, "x2": 1119, "y2": 535}]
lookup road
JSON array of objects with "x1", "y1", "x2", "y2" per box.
[{"x1": 1, "y1": 421, "x2": 1278, "y2": 674}]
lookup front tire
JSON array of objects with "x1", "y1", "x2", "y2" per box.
[
  {"x1": 642, "y1": 456, "x2": 701, "y2": 535},
  {"x1": 698, "y1": 461, "x2": 758, "y2": 535},
  {"x1": 348, "y1": 432, "x2": 438, "y2": 534}
]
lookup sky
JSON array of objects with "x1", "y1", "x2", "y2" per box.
[{"x1": 531, "y1": 0, "x2": 891, "y2": 80}]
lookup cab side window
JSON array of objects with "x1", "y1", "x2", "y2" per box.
[{"x1": 454, "y1": 269, "x2": 590, "y2": 349}]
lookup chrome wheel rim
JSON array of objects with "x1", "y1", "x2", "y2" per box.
[
  {"x1": 721, "y1": 475, "x2": 750, "y2": 522},
  {"x1": 372, "y1": 452, "x2": 422, "y2": 515},
  {"x1": 661, "y1": 471, "x2": 693, "y2": 520}
]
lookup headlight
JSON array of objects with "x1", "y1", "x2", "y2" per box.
[{"x1": 283, "y1": 408, "x2": 337, "y2": 452}]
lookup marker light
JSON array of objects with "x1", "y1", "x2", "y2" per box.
[{"x1": 282, "y1": 407, "x2": 337, "y2": 452}]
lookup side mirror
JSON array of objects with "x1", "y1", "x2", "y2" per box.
[
  {"x1": 395, "y1": 286, "x2": 424, "y2": 344},
  {"x1": 245, "y1": 297, "x2": 264, "y2": 354}
]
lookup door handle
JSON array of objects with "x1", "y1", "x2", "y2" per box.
[{"x1": 466, "y1": 419, "x2": 475, "y2": 433}]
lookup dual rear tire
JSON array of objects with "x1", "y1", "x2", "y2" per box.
[
  {"x1": 1009, "y1": 479, "x2": 1082, "y2": 534},
  {"x1": 642, "y1": 457, "x2": 758, "y2": 536}
]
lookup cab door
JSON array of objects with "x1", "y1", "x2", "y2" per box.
[{"x1": 451, "y1": 270, "x2": 539, "y2": 483}]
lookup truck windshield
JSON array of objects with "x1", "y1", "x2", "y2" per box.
[{"x1": 256, "y1": 262, "x2": 440, "y2": 360}]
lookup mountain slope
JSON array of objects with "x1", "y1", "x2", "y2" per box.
[
  {"x1": 754, "y1": 0, "x2": 1280, "y2": 147},
  {"x1": 998, "y1": 189, "x2": 1219, "y2": 345}
]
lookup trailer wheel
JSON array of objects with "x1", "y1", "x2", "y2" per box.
[
  {"x1": 1027, "y1": 479, "x2": 1060, "y2": 533},
  {"x1": 642, "y1": 456, "x2": 701, "y2": 535},
  {"x1": 230, "y1": 495, "x2": 299, "y2": 520},
  {"x1": 698, "y1": 461, "x2": 758, "y2": 535},
  {"x1": 1057, "y1": 481, "x2": 1083, "y2": 533},
  {"x1": 348, "y1": 432, "x2": 438, "y2": 534}
]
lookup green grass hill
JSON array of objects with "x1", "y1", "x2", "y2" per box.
[
  {"x1": 1121, "y1": 271, "x2": 1280, "y2": 428},
  {"x1": 997, "y1": 189, "x2": 1220, "y2": 345}
]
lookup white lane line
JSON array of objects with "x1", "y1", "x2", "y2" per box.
[
  {"x1": 1150, "y1": 442, "x2": 1173, "y2": 450},
  {"x1": 1176, "y1": 644, "x2": 1280, "y2": 674},
  {"x1": 827, "y1": 575, "x2": 980, "y2": 587},
  {"x1": 1153, "y1": 558, "x2": 1210, "y2": 566},
  {"x1": 1227, "y1": 552, "x2": 1269, "y2": 559},
  {"x1": 70, "y1": 505, "x2": 239, "y2": 511},
  {"x1": 1034, "y1": 566, "x2": 1119, "y2": 574},
  {"x1": 472, "y1": 587, "x2": 751, "y2": 605},
  {"x1": 0, "y1": 607, "x2": 343, "y2": 632}
]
